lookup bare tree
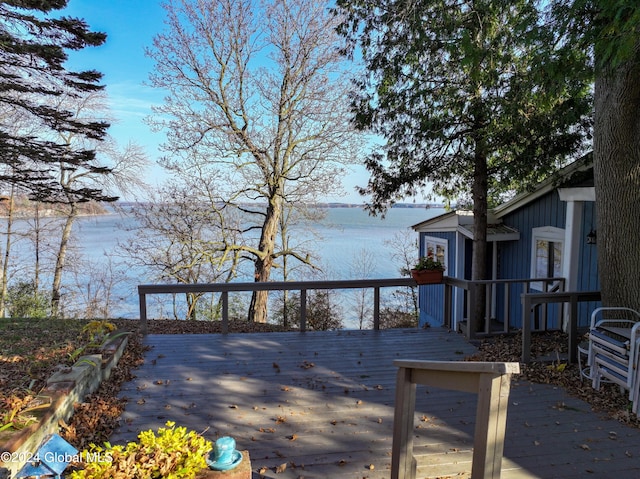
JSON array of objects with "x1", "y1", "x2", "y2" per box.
[
  {"x1": 147, "y1": 0, "x2": 361, "y2": 322},
  {"x1": 46, "y1": 90, "x2": 149, "y2": 316},
  {"x1": 348, "y1": 248, "x2": 375, "y2": 329},
  {"x1": 119, "y1": 181, "x2": 243, "y2": 320},
  {"x1": 383, "y1": 230, "x2": 419, "y2": 317}
]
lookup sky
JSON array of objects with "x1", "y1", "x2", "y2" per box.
[{"x1": 59, "y1": 0, "x2": 384, "y2": 204}]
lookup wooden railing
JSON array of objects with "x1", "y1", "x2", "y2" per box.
[
  {"x1": 520, "y1": 290, "x2": 602, "y2": 364},
  {"x1": 392, "y1": 360, "x2": 520, "y2": 479},
  {"x1": 138, "y1": 278, "x2": 416, "y2": 334},
  {"x1": 443, "y1": 276, "x2": 566, "y2": 338}
]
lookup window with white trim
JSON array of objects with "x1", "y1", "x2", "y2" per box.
[
  {"x1": 423, "y1": 236, "x2": 448, "y2": 271},
  {"x1": 530, "y1": 226, "x2": 564, "y2": 291}
]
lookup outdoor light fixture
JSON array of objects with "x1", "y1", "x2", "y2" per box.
[{"x1": 587, "y1": 229, "x2": 597, "y2": 245}]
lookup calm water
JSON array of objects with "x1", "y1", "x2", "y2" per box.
[{"x1": 18, "y1": 205, "x2": 445, "y2": 320}]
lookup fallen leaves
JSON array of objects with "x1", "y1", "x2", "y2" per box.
[{"x1": 467, "y1": 330, "x2": 640, "y2": 428}]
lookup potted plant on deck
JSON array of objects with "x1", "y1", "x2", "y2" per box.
[{"x1": 410, "y1": 253, "x2": 445, "y2": 284}]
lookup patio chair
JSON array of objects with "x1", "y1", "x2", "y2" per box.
[{"x1": 588, "y1": 307, "x2": 640, "y2": 404}]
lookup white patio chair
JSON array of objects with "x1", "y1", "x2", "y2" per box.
[{"x1": 588, "y1": 307, "x2": 640, "y2": 404}]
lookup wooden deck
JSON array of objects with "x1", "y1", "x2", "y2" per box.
[{"x1": 111, "y1": 328, "x2": 640, "y2": 478}]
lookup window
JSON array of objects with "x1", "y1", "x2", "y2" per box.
[
  {"x1": 423, "y1": 236, "x2": 448, "y2": 270},
  {"x1": 530, "y1": 227, "x2": 564, "y2": 291}
]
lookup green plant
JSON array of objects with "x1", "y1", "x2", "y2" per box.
[
  {"x1": 68, "y1": 321, "x2": 119, "y2": 362},
  {"x1": 412, "y1": 253, "x2": 445, "y2": 272},
  {"x1": 82, "y1": 320, "x2": 117, "y2": 342},
  {"x1": 68, "y1": 421, "x2": 212, "y2": 479},
  {"x1": 0, "y1": 394, "x2": 50, "y2": 432},
  {"x1": 6, "y1": 281, "x2": 50, "y2": 318}
]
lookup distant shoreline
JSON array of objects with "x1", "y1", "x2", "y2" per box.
[
  {"x1": 314, "y1": 202, "x2": 446, "y2": 209},
  {"x1": 116, "y1": 201, "x2": 447, "y2": 210}
]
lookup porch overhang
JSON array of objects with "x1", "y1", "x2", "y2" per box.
[{"x1": 458, "y1": 224, "x2": 520, "y2": 242}]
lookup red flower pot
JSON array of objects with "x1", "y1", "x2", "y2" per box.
[{"x1": 410, "y1": 269, "x2": 444, "y2": 285}]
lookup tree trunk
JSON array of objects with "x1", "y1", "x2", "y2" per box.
[
  {"x1": 51, "y1": 203, "x2": 78, "y2": 317},
  {"x1": 0, "y1": 186, "x2": 15, "y2": 317},
  {"x1": 471, "y1": 100, "x2": 489, "y2": 332},
  {"x1": 248, "y1": 195, "x2": 281, "y2": 323},
  {"x1": 593, "y1": 54, "x2": 640, "y2": 312},
  {"x1": 472, "y1": 150, "x2": 489, "y2": 333}
]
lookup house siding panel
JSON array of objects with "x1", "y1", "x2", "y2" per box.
[
  {"x1": 418, "y1": 231, "x2": 456, "y2": 327},
  {"x1": 499, "y1": 192, "x2": 599, "y2": 329}
]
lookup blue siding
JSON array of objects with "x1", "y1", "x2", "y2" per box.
[
  {"x1": 500, "y1": 192, "x2": 567, "y2": 279},
  {"x1": 416, "y1": 190, "x2": 600, "y2": 331},
  {"x1": 498, "y1": 191, "x2": 599, "y2": 329},
  {"x1": 418, "y1": 231, "x2": 456, "y2": 327},
  {"x1": 577, "y1": 201, "x2": 601, "y2": 325}
]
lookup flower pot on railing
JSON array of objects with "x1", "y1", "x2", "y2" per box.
[
  {"x1": 411, "y1": 254, "x2": 446, "y2": 284},
  {"x1": 411, "y1": 269, "x2": 444, "y2": 285}
]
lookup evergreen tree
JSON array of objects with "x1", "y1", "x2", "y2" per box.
[
  {"x1": 0, "y1": 0, "x2": 113, "y2": 203},
  {"x1": 335, "y1": 0, "x2": 592, "y2": 296}
]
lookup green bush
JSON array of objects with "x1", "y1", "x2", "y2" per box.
[
  {"x1": 68, "y1": 422, "x2": 212, "y2": 479},
  {"x1": 6, "y1": 281, "x2": 49, "y2": 318}
]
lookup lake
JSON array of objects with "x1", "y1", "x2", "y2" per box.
[{"x1": 18, "y1": 205, "x2": 445, "y2": 322}]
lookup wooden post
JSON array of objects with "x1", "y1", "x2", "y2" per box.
[
  {"x1": 391, "y1": 366, "x2": 417, "y2": 479},
  {"x1": 221, "y1": 291, "x2": 229, "y2": 334},
  {"x1": 139, "y1": 291, "x2": 148, "y2": 335},
  {"x1": 468, "y1": 284, "x2": 476, "y2": 339},
  {"x1": 300, "y1": 289, "x2": 307, "y2": 332},
  {"x1": 521, "y1": 294, "x2": 532, "y2": 363},
  {"x1": 373, "y1": 287, "x2": 381, "y2": 330},
  {"x1": 391, "y1": 360, "x2": 520, "y2": 479},
  {"x1": 472, "y1": 372, "x2": 512, "y2": 477},
  {"x1": 444, "y1": 282, "x2": 452, "y2": 330}
]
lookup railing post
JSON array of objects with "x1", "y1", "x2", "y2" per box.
[
  {"x1": 221, "y1": 291, "x2": 229, "y2": 334},
  {"x1": 139, "y1": 291, "x2": 148, "y2": 335},
  {"x1": 485, "y1": 284, "x2": 492, "y2": 334},
  {"x1": 300, "y1": 289, "x2": 307, "y2": 332},
  {"x1": 503, "y1": 284, "x2": 510, "y2": 334},
  {"x1": 568, "y1": 296, "x2": 578, "y2": 363},
  {"x1": 444, "y1": 282, "x2": 452, "y2": 330},
  {"x1": 467, "y1": 284, "x2": 476, "y2": 339},
  {"x1": 373, "y1": 287, "x2": 380, "y2": 330},
  {"x1": 521, "y1": 294, "x2": 532, "y2": 363}
]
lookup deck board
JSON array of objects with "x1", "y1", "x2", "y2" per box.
[{"x1": 110, "y1": 328, "x2": 640, "y2": 478}]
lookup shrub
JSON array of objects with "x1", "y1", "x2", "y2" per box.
[
  {"x1": 6, "y1": 281, "x2": 50, "y2": 318},
  {"x1": 68, "y1": 422, "x2": 212, "y2": 479}
]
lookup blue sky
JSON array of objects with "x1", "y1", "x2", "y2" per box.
[{"x1": 60, "y1": 0, "x2": 378, "y2": 203}]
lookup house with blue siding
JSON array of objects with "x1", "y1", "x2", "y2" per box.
[{"x1": 412, "y1": 155, "x2": 599, "y2": 332}]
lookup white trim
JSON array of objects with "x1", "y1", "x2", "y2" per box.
[
  {"x1": 561, "y1": 201, "x2": 583, "y2": 330},
  {"x1": 562, "y1": 202, "x2": 582, "y2": 292},
  {"x1": 558, "y1": 187, "x2": 595, "y2": 202},
  {"x1": 493, "y1": 156, "x2": 592, "y2": 218},
  {"x1": 453, "y1": 231, "x2": 467, "y2": 332},
  {"x1": 530, "y1": 226, "x2": 565, "y2": 291},
  {"x1": 422, "y1": 235, "x2": 449, "y2": 272}
]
